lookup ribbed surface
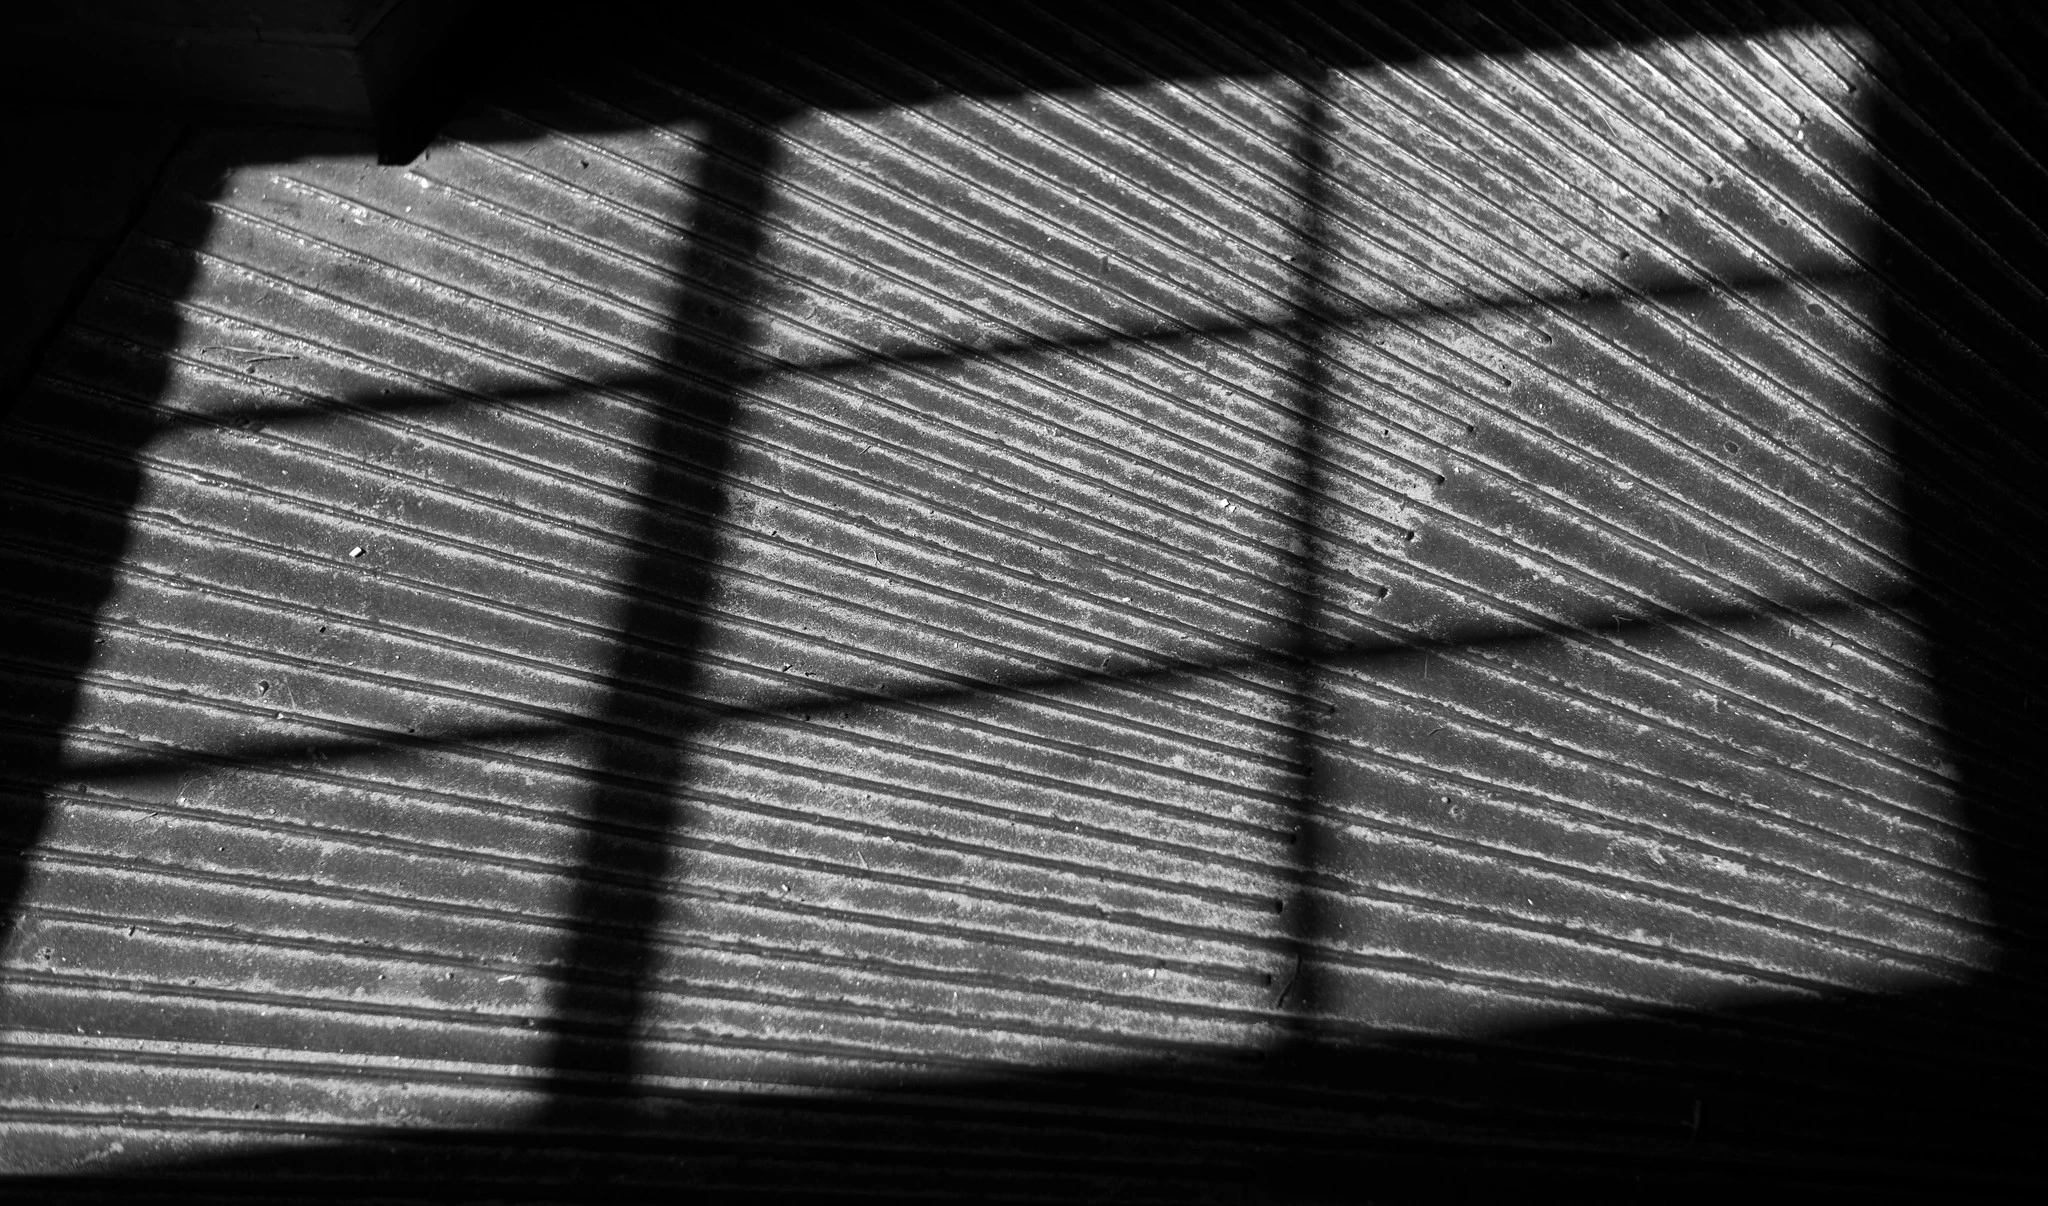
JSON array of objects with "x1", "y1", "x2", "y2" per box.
[{"x1": 3, "y1": 1, "x2": 2043, "y2": 1197}]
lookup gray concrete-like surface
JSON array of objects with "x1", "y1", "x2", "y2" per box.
[{"x1": 3, "y1": 2, "x2": 2044, "y2": 1198}]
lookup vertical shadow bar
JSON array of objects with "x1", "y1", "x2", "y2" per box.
[
  {"x1": 1275, "y1": 68, "x2": 1340, "y2": 1041},
  {"x1": 539, "y1": 114, "x2": 778, "y2": 1101}
]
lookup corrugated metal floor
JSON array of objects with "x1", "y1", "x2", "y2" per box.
[{"x1": 4, "y1": 2, "x2": 2045, "y2": 1198}]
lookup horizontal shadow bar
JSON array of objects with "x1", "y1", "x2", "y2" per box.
[
  {"x1": 36, "y1": 588, "x2": 1901, "y2": 791},
  {"x1": 143, "y1": 257, "x2": 1862, "y2": 433},
  {"x1": 765, "y1": 260, "x2": 1867, "y2": 381}
]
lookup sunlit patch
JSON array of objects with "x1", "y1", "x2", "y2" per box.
[{"x1": 0, "y1": 14, "x2": 1995, "y2": 1159}]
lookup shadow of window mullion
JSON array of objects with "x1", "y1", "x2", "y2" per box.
[
  {"x1": 1275, "y1": 68, "x2": 1340, "y2": 1044},
  {"x1": 536, "y1": 114, "x2": 778, "y2": 1109}
]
